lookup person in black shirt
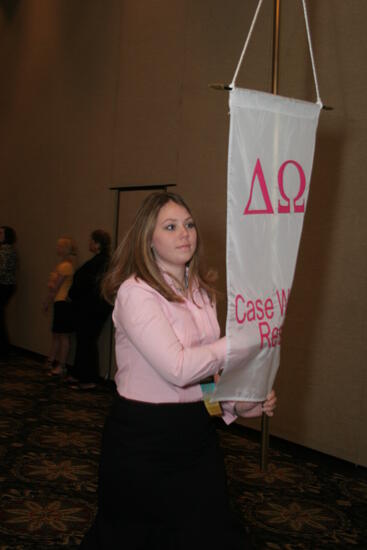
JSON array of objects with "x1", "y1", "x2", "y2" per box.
[
  {"x1": 0, "y1": 226, "x2": 17, "y2": 357},
  {"x1": 67, "y1": 230, "x2": 112, "y2": 389}
]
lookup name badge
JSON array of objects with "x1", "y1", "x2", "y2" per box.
[{"x1": 200, "y1": 381, "x2": 222, "y2": 417}]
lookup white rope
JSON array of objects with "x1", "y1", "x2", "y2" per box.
[
  {"x1": 229, "y1": 0, "x2": 264, "y2": 89},
  {"x1": 229, "y1": 0, "x2": 323, "y2": 107},
  {"x1": 301, "y1": 0, "x2": 323, "y2": 106}
]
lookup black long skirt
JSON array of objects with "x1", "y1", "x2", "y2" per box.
[{"x1": 80, "y1": 395, "x2": 249, "y2": 550}]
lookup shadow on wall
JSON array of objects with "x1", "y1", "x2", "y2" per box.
[
  {"x1": 0, "y1": 0, "x2": 21, "y2": 20},
  {"x1": 278, "y1": 122, "x2": 344, "y2": 436}
]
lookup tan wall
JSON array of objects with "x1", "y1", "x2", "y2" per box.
[{"x1": 1, "y1": 1, "x2": 366, "y2": 465}]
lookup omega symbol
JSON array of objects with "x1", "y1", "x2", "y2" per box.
[{"x1": 244, "y1": 158, "x2": 306, "y2": 215}]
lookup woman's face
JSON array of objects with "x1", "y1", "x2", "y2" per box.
[
  {"x1": 89, "y1": 238, "x2": 100, "y2": 254},
  {"x1": 151, "y1": 201, "x2": 197, "y2": 279}
]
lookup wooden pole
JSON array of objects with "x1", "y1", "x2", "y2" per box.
[
  {"x1": 260, "y1": 0, "x2": 281, "y2": 472},
  {"x1": 271, "y1": 0, "x2": 281, "y2": 96}
]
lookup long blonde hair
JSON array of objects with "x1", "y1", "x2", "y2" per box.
[{"x1": 102, "y1": 192, "x2": 217, "y2": 304}]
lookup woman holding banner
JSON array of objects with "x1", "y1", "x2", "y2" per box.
[{"x1": 80, "y1": 192, "x2": 276, "y2": 549}]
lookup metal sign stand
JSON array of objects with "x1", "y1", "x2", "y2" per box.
[{"x1": 105, "y1": 183, "x2": 176, "y2": 379}]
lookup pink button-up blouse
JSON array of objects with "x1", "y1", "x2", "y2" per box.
[{"x1": 113, "y1": 275, "x2": 236, "y2": 424}]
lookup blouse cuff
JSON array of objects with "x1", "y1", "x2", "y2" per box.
[{"x1": 221, "y1": 400, "x2": 237, "y2": 425}]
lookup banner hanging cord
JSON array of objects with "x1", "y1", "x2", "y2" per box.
[
  {"x1": 229, "y1": 0, "x2": 323, "y2": 107},
  {"x1": 230, "y1": 0, "x2": 264, "y2": 90},
  {"x1": 301, "y1": 0, "x2": 322, "y2": 106}
]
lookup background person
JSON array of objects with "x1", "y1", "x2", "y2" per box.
[
  {"x1": 80, "y1": 192, "x2": 276, "y2": 549},
  {"x1": 67, "y1": 229, "x2": 112, "y2": 390},
  {"x1": 43, "y1": 236, "x2": 76, "y2": 375},
  {"x1": 0, "y1": 226, "x2": 17, "y2": 358}
]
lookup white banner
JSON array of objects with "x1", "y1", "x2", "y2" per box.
[{"x1": 214, "y1": 87, "x2": 321, "y2": 402}]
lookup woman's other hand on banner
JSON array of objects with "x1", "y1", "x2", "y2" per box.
[{"x1": 234, "y1": 390, "x2": 277, "y2": 418}]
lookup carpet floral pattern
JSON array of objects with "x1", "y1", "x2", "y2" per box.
[{"x1": 0, "y1": 353, "x2": 366, "y2": 549}]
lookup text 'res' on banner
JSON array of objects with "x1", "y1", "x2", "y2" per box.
[{"x1": 214, "y1": 87, "x2": 321, "y2": 402}]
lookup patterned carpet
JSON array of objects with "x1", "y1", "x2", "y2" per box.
[{"x1": 0, "y1": 351, "x2": 366, "y2": 549}]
